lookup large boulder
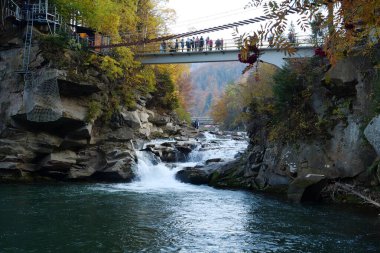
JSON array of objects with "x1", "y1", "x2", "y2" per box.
[
  {"x1": 144, "y1": 141, "x2": 198, "y2": 163},
  {"x1": 150, "y1": 114, "x2": 171, "y2": 126},
  {"x1": 139, "y1": 110, "x2": 150, "y2": 123},
  {"x1": 176, "y1": 167, "x2": 209, "y2": 185},
  {"x1": 40, "y1": 150, "x2": 78, "y2": 170},
  {"x1": 287, "y1": 174, "x2": 327, "y2": 202},
  {"x1": 91, "y1": 149, "x2": 136, "y2": 182},
  {"x1": 11, "y1": 96, "x2": 89, "y2": 137},
  {"x1": 0, "y1": 130, "x2": 62, "y2": 161},
  {"x1": 69, "y1": 147, "x2": 137, "y2": 182},
  {"x1": 68, "y1": 149, "x2": 107, "y2": 179},
  {"x1": 106, "y1": 127, "x2": 135, "y2": 142},
  {"x1": 364, "y1": 115, "x2": 380, "y2": 155},
  {"x1": 121, "y1": 110, "x2": 142, "y2": 129},
  {"x1": 57, "y1": 76, "x2": 102, "y2": 97},
  {"x1": 66, "y1": 124, "x2": 93, "y2": 139}
]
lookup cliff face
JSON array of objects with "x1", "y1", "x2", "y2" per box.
[
  {"x1": 210, "y1": 55, "x2": 380, "y2": 203},
  {"x1": 0, "y1": 36, "x2": 194, "y2": 182}
]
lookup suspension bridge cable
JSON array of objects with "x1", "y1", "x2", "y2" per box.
[{"x1": 93, "y1": 7, "x2": 301, "y2": 49}]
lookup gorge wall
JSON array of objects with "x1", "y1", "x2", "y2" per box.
[
  {"x1": 209, "y1": 54, "x2": 380, "y2": 204},
  {"x1": 0, "y1": 33, "x2": 195, "y2": 182}
]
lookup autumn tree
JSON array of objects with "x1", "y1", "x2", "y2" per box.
[
  {"x1": 211, "y1": 63, "x2": 277, "y2": 129},
  {"x1": 241, "y1": 0, "x2": 380, "y2": 64}
]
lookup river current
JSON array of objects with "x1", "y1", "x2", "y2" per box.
[{"x1": 0, "y1": 133, "x2": 380, "y2": 252}]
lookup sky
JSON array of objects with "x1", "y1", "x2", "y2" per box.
[
  {"x1": 166, "y1": 0, "x2": 263, "y2": 40},
  {"x1": 166, "y1": 0, "x2": 309, "y2": 41}
]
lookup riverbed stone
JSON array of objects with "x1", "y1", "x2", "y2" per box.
[
  {"x1": 176, "y1": 168, "x2": 209, "y2": 185},
  {"x1": 206, "y1": 158, "x2": 223, "y2": 165}
]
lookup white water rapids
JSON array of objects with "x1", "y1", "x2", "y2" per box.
[
  {"x1": 7, "y1": 133, "x2": 375, "y2": 252},
  {"x1": 111, "y1": 132, "x2": 248, "y2": 192}
]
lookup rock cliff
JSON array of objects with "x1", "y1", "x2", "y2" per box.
[
  {"x1": 0, "y1": 33, "x2": 194, "y2": 182},
  {"x1": 209, "y1": 55, "x2": 380, "y2": 204}
]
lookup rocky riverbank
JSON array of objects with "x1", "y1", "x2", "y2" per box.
[
  {"x1": 0, "y1": 32, "x2": 198, "y2": 183},
  {"x1": 205, "y1": 56, "x2": 380, "y2": 207}
]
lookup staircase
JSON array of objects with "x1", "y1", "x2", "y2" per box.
[{"x1": 21, "y1": 7, "x2": 34, "y2": 77}]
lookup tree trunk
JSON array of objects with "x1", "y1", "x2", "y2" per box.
[{"x1": 335, "y1": 182, "x2": 380, "y2": 209}]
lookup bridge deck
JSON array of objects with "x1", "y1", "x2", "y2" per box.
[{"x1": 136, "y1": 46, "x2": 316, "y2": 67}]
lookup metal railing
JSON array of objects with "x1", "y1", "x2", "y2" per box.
[
  {"x1": 136, "y1": 35, "x2": 324, "y2": 54},
  {"x1": 29, "y1": 4, "x2": 61, "y2": 25},
  {"x1": 5, "y1": 0, "x2": 23, "y2": 20},
  {"x1": 4, "y1": 0, "x2": 61, "y2": 27}
]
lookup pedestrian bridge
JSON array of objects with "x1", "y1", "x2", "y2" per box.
[
  {"x1": 135, "y1": 38, "x2": 317, "y2": 67},
  {"x1": 192, "y1": 117, "x2": 216, "y2": 126},
  {"x1": 136, "y1": 47, "x2": 315, "y2": 67}
]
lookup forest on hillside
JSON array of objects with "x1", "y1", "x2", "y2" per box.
[{"x1": 189, "y1": 62, "x2": 246, "y2": 117}]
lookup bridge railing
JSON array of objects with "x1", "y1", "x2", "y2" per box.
[{"x1": 135, "y1": 35, "x2": 324, "y2": 55}]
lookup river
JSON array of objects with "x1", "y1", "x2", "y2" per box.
[{"x1": 0, "y1": 133, "x2": 380, "y2": 252}]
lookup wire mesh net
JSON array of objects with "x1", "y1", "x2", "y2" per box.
[{"x1": 23, "y1": 69, "x2": 63, "y2": 122}]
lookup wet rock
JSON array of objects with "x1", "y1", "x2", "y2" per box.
[
  {"x1": 92, "y1": 160, "x2": 135, "y2": 182},
  {"x1": 206, "y1": 158, "x2": 223, "y2": 165},
  {"x1": 159, "y1": 147, "x2": 181, "y2": 162},
  {"x1": 92, "y1": 149, "x2": 136, "y2": 182},
  {"x1": 144, "y1": 141, "x2": 197, "y2": 163},
  {"x1": 287, "y1": 174, "x2": 327, "y2": 203},
  {"x1": 209, "y1": 160, "x2": 245, "y2": 188},
  {"x1": 174, "y1": 136, "x2": 189, "y2": 141},
  {"x1": 176, "y1": 168, "x2": 209, "y2": 185},
  {"x1": 161, "y1": 142, "x2": 175, "y2": 148}
]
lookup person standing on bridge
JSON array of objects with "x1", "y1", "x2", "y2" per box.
[
  {"x1": 215, "y1": 39, "x2": 220, "y2": 50},
  {"x1": 206, "y1": 37, "x2": 209, "y2": 49},
  {"x1": 195, "y1": 119, "x2": 200, "y2": 129},
  {"x1": 195, "y1": 36, "x2": 200, "y2": 51},
  {"x1": 186, "y1": 38, "x2": 191, "y2": 51},
  {"x1": 221, "y1": 38, "x2": 224, "y2": 50},
  {"x1": 191, "y1": 37, "x2": 195, "y2": 51},
  {"x1": 175, "y1": 39, "x2": 179, "y2": 52},
  {"x1": 199, "y1": 36, "x2": 204, "y2": 51},
  {"x1": 181, "y1": 38, "x2": 184, "y2": 52},
  {"x1": 208, "y1": 39, "x2": 213, "y2": 51}
]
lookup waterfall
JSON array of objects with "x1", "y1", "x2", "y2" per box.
[
  {"x1": 113, "y1": 132, "x2": 248, "y2": 192},
  {"x1": 133, "y1": 151, "x2": 182, "y2": 188}
]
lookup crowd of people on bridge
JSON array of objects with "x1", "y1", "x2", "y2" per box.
[{"x1": 160, "y1": 36, "x2": 224, "y2": 53}]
